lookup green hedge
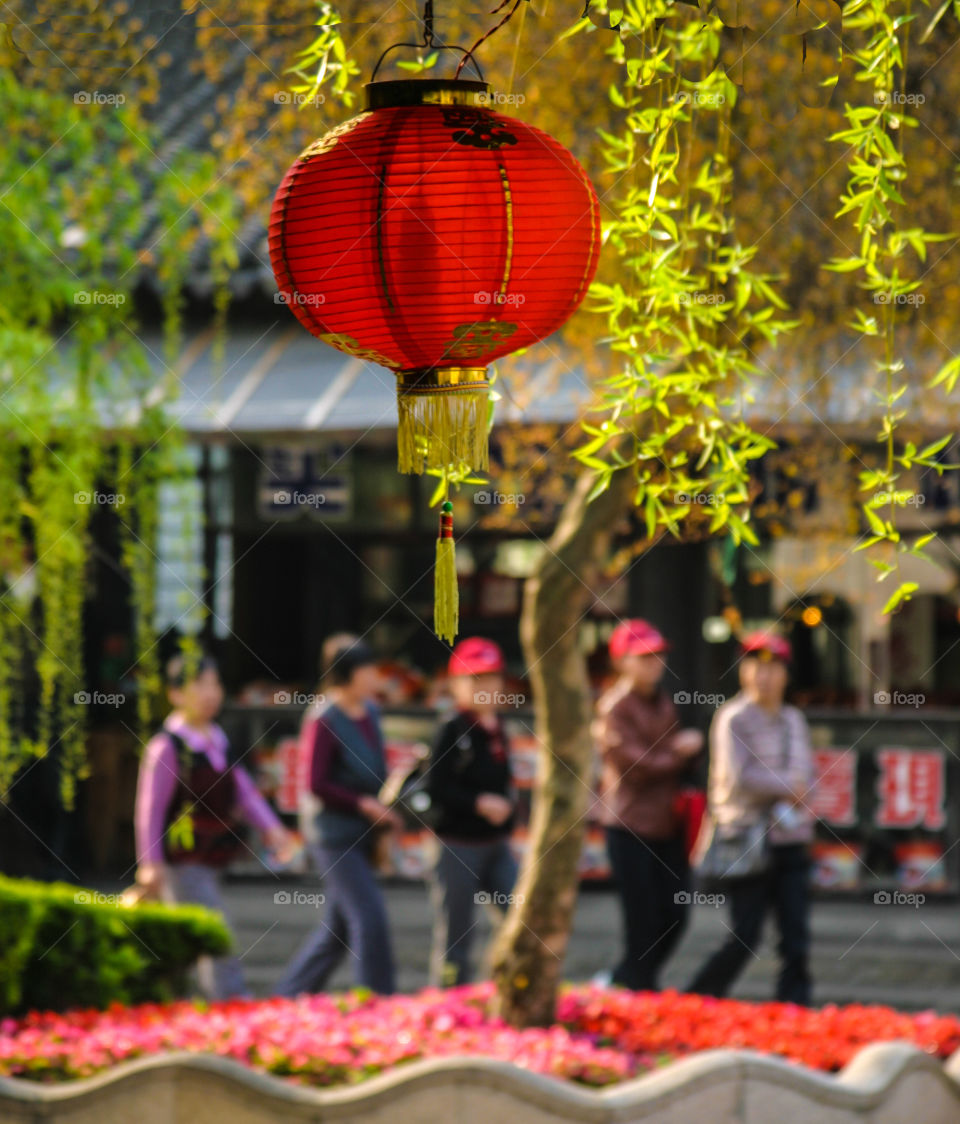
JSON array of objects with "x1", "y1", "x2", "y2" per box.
[{"x1": 0, "y1": 876, "x2": 232, "y2": 1014}]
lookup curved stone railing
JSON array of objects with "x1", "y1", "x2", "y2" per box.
[{"x1": 2, "y1": 1041, "x2": 960, "y2": 1122}]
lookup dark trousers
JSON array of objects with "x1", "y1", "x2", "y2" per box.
[
  {"x1": 605, "y1": 827, "x2": 690, "y2": 991},
  {"x1": 276, "y1": 844, "x2": 395, "y2": 996},
  {"x1": 430, "y1": 836, "x2": 518, "y2": 987},
  {"x1": 165, "y1": 863, "x2": 248, "y2": 1000},
  {"x1": 687, "y1": 843, "x2": 812, "y2": 1005}
]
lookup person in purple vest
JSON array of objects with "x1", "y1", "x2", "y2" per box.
[
  {"x1": 276, "y1": 637, "x2": 402, "y2": 997},
  {"x1": 135, "y1": 653, "x2": 294, "y2": 999}
]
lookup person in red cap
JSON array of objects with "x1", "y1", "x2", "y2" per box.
[
  {"x1": 426, "y1": 637, "x2": 518, "y2": 986},
  {"x1": 594, "y1": 619, "x2": 704, "y2": 990},
  {"x1": 686, "y1": 630, "x2": 816, "y2": 1005}
]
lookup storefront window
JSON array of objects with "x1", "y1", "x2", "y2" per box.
[{"x1": 154, "y1": 444, "x2": 204, "y2": 637}]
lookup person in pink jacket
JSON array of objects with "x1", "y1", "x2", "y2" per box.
[{"x1": 686, "y1": 631, "x2": 816, "y2": 1005}]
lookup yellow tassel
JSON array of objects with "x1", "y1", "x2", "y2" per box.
[
  {"x1": 398, "y1": 390, "x2": 489, "y2": 474},
  {"x1": 434, "y1": 501, "x2": 459, "y2": 644}
]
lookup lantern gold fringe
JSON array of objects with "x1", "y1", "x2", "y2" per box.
[
  {"x1": 434, "y1": 534, "x2": 458, "y2": 644},
  {"x1": 397, "y1": 391, "x2": 489, "y2": 474}
]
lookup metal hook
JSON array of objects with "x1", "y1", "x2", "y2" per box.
[{"x1": 369, "y1": 0, "x2": 484, "y2": 83}]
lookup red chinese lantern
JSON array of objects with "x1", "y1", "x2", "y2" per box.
[{"x1": 269, "y1": 77, "x2": 601, "y2": 641}]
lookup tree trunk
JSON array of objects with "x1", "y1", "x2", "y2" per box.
[{"x1": 490, "y1": 462, "x2": 634, "y2": 1027}]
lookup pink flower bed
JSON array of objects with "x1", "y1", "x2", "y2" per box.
[
  {"x1": 2, "y1": 984, "x2": 959, "y2": 1089},
  {"x1": 0, "y1": 985, "x2": 639, "y2": 1087}
]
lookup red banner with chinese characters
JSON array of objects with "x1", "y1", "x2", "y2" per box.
[
  {"x1": 875, "y1": 748, "x2": 946, "y2": 830},
  {"x1": 810, "y1": 748, "x2": 857, "y2": 827}
]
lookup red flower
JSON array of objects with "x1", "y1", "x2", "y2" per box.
[{"x1": 2, "y1": 986, "x2": 959, "y2": 1087}]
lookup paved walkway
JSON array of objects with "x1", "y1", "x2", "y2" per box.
[{"x1": 213, "y1": 878, "x2": 960, "y2": 1011}]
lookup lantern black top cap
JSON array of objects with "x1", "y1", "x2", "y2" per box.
[{"x1": 365, "y1": 78, "x2": 490, "y2": 111}]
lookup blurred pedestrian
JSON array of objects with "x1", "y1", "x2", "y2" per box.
[
  {"x1": 686, "y1": 631, "x2": 816, "y2": 1005},
  {"x1": 277, "y1": 637, "x2": 401, "y2": 996},
  {"x1": 135, "y1": 653, "x2": 295, "y2": 1000},
  {"x1": 594, "y1": 620, "x2": 703, "y2": 990},
  {"x1": 295, "y1": 632, "x2": 355, "y2": 864},
  {"x1": 427, "y1": 637, "x2": 518, "y2": 987}
]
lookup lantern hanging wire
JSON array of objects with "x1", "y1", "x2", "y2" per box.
[
  {"x1": 455, "y1": 0, "x2": 530, "y2": 78},
  {"x1": 370, "y1": 0, "x2": 484, "y2": 82}
]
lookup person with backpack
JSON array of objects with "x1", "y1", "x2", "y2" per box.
[
  {"x1": 276, "y1": 636, "x2": 402, "y2": 996},
  {"x1": 427, "y1": 637, "x2": 518, "y2": 987},
  {"x1": 134, "y1": 653, "x2": 294, "y2": 1000}
]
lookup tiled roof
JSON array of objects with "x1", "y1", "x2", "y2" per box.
[{"x1": 123, "y1": 325, "x2": 596, "y2": 436}]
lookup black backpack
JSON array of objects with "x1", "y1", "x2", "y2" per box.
[
  {"x1": 380, "y1": 748, "x2": 443, "y2": 830},
  {"x1": 382, "y1": 714, "x2": 481, "y2": 830}
]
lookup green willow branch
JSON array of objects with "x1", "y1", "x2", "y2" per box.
[
  {"x1": 827, "y1": 0, "x2": 956, "y2": 614},
  {"x1": 575, "y1": 0, "x2": 794, "y2": 548},
  {"x1": 0, "y1": 67, "x2": 240, "y2": 803}
]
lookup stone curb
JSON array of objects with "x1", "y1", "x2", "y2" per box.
[{"x1": 2, "y1": 1041, "x2": 960, "y2": 1122}]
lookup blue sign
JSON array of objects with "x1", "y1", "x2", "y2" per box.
[{"x1": 257, "y1": 445, "x2": 351, "y2": 520}]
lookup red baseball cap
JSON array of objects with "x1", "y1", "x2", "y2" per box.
[
  {"x1": 609, "y1": 619, "x2": 670, "y2": 659},
  {"x1": 448, "y1": 637, "x2": 505, "y2": 677},
  {"x1": 741, "y1": 630, "x2": 792, "y2": 663}
]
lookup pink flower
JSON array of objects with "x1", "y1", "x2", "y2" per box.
[{"x1": 2, "y1": 984, "x2": 957, "y2": 1088}]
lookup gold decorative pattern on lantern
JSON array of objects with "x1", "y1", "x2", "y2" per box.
[
  {"x1": 442, "y1": 320, "x2": 518, "y2": 360},
  {"x1": 299, "y1": 115, "x2": 370, "y2": 160},
  {"x1": 396, "y1": 366, "x2": 489, "y2": 392},
  {"x1": 317, "y1": 332, "x2": 394, "y2": 367},
  {"x1": 497, "y1": 163, "x2": 514, "y2": 302}
]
